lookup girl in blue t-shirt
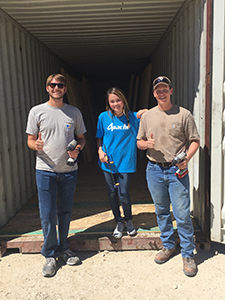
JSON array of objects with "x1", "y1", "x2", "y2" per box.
[{"x1": 96, "y1": 87, "x2": 147, "y2": 239}]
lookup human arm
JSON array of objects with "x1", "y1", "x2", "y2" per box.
[
  {"x1": 27, "y1": 132, "x2": 44, "y2": 151},
  {"x1": 136, "y1": 109, "x2": 148, "y2": 119},
  {"x1": 97, "y1": 138, "x2": 107, "y2": 163},
  {"x1": 177, "y1": 139, "x2": 200, "y2": 170},
  {"x1": 137, "y1": 133, "x2": 155, "y2": 150},
  {"x1": 68, "y1": 133, "x2": 85, "y2": 159}
]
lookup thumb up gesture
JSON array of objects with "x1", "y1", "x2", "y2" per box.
[
  {"x1": 35, "y1": 132, "x2": 44, "y2": 151},
  {"x1": 147, "y1": 132, "x2": 155, "y2": 149}
]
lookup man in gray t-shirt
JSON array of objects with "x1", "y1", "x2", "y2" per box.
[
  {"x1": 26, "y1": 73, "x2": 86, "y2": 277},
  {"x1": 137, "y1": 76, "x2": 200, "y2": 277}
]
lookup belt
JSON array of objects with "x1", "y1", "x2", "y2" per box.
[{"x1": 148, "y1": 159, "x2": 173, "y2": 168}]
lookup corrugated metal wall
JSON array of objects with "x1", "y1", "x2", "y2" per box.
[
  {"x1": 149, "y1": 0, "x2": 207, "y2": 234},
  {"x1": 0, "y1": 0, "x2": 185, "y2": 78},
  {"x1": 0, "y1": 9, "x2": 66, "y2": 227}
]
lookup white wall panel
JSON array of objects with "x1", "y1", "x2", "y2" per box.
[
  {"x1": 0, "y1": 10, "x2": 65, "y2": 227},
  {"x1": 210, "y1": 0, "x2": 225, "y2": 242}
]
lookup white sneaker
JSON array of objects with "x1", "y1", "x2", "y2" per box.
[
  {"x1": 113, "y1": 221, "x2": 124, "y2": 239},
  {"x1": 125, "y1": 220, "x2": 136, "y2": 236}
]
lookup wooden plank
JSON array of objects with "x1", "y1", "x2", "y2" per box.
[
  {"x1": 138, "y1": 63, "x2": 152, "y2": 109},
  {"x1": 60, "y1": 68, "x2": 97, "y2": 161},
  {"x1": 128, "y1": 74, "x2": 135, "y2": 108},
  {"x1": 132, "y1": 76, "x2": 139, "y2": 111}
]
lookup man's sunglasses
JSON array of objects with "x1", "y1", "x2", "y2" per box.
[
  {"x1": 153, "y1": 77, "x2": 171, "y2": 87},
  {"x1": 49, "y1": 83, "x2": 66, "y2": 89}
]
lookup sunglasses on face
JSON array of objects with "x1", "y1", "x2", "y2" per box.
[{"x1": 48, "y1": 83, "x2": 66, "y2": 89}]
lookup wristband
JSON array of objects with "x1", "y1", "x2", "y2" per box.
[{"x1": 76, "y1": 146, "x2": 81, "y2": 153}]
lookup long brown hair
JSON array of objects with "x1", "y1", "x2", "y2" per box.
[{"x1": 106, "y1": 87, "x2": 130, "y2": 128}]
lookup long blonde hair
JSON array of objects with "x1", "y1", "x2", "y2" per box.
[{"x1": 106, "y1": 87, "x2": 130, "y2": 128}]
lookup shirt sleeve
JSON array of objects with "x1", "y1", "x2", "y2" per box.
[
  {"x1": 96, "y1": 113, "x2": 104, "y2": 138},
  {"x1": 26, "y1": 107, "x2": 39, "y2": 136},
  {"x1": 136, "y1": 114, "x2": 147, "y2": 140},
  {"x1": 184, "y1": 112, "x2": 200, "y2": 141}
]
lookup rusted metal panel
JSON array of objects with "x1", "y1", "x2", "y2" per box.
[
  {"x1": 0, "y1": 234, "x2": 160, "y2": 255},
  {"x1": 0, "y1": 236, "x2": 44, "y2": 256},
  {"x1": 98, "y1": 234, "x2": 163, "y2": 251},
  {"x1": 0, "y1": 233, "x2": 210, "y2": 255},
  {"x1": 203, "y1": 0, "x2": 212, "y2": 241}
]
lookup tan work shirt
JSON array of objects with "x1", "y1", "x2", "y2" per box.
[{"x1": 136, "y1": 105, "x2": 200, "y2": 163}]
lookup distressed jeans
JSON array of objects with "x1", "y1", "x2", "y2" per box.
[
  {"x1": 146, "y1": 161, "x2": 195, "y2": 258},
  {"x1": 103, "y1": 171, "x2": 132, "y2": 222},
  {"x1": 36, "y1": 169, "x2": 77, "y2": 258}
]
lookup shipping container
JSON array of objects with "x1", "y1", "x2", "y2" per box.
[{"x1": 0, "y1": 0, "x2": 223, "y2": 253}]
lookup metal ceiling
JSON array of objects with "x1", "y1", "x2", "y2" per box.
[{"x1": 0, "y1": 0, "x2": 185, "y2": 79}]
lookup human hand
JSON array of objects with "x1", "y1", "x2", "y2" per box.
[
  {"x1": 146, "y1": 133, "x2": 155, "y2": 149},
  {"x1": 35, "y1": 132, "x2": 44, "y2": 151},
  {"x1": 68, "y1": 147, "x2": 80, "y2": 159},
  {"x1": 177, "y1": 158, "x2": 188, "y2": 170},
  {"x1": 137, "y1": 109, "x2": 148, "y2": 119},
  {"x1": 98, "y1": 148, "x2": 107, "y2": 163}
]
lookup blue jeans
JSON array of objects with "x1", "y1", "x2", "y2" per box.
[
  {"x1": 146, "y1": 162, "x2": 195, "y2": 258},
  {"x1": 36, "y1": 169, "x2": 77, "y2": 258},
  {"x1": 103, "y1": 171, "x2": 132, "y2": 223}
]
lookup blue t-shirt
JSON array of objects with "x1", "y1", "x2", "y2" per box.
[{"x1": 96, "y1": 111, "x2": 140, "y2": 173}]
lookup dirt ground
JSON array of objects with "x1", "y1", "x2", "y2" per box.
[{"x1": 1, "y1": 242, "x2": 225, "y2": 300}]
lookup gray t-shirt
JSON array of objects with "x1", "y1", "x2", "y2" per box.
[
  {"x1": 26, "y1": 102, "x2": 86, "y2": 172},
  {"x1": 137, "y1": 105, "x2": 200, "y2": 163}
]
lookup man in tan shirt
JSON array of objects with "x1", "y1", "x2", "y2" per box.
[{"x1": 137, "y1": 76, "x2": 200, "y2": 277}]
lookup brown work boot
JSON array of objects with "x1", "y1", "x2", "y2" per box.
[
  {"x1": 182, "y1": 257, "x2": 197, "y2": 277},
  {"x1": 154, "y1": 246, "x2": 176, "y2": 264}
]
